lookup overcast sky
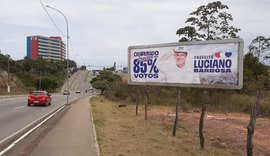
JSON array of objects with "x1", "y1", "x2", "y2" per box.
[{"x1": 1, "y1": 0, "x2": 270, "y2": 69}]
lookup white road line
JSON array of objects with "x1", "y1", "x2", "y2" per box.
[
  {"x1": 0, "y1": 105, "x2": 66, "y2": 156},
  {"x1": 14, "y1": 106, "x2": 26, "y2": 109}
]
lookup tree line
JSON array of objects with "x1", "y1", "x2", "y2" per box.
[
  {"x1": 91, "y1": 2, "x2": 269, "y2": 155},
  {"x1": 0, "y1": 54, "x2": 77, "y2": 92},
  {"x1": 91, "y1": 1, "x2": 270, "y2": 116}
]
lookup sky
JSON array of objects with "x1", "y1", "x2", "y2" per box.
[{"x1": 1, "y1": 0, "x2": 270, "y2": 69}]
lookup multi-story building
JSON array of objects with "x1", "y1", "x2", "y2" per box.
[{"x1": 26, "y1": 35, "x2": 66, "y2": 61}]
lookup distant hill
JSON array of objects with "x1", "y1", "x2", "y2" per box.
[{"x1": 0, "y1": 69, "x2": 26, "y2": 95}]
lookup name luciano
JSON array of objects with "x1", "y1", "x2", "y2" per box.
[{"x1": 193, "y1": 59, "x2": 232, "y2": 73}]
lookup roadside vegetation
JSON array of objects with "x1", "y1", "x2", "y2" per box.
[
  {"x1": 0, "y1": 54, "x2": 78, "y2": 94},
  {"x1": 90, "y1": 1, "x2": 270, "y2": 117},
  {"x1": 84, "y1": 1, "x2": 269, "y2": 155},
  {"x1": 90, "y1": 54, "x2": 270, "y2": 155},
  {"x1": 91, "y1": 96, "x2": 245, "y2": 156},
  {"x1": 91, "y1": 56, "x2": 270, "y2": 117},
  {"x1": 90, "y1": 2, "x2": 270, "y2": 154}
]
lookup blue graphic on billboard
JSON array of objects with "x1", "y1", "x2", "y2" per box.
[{"x1": 132, "y1": 51, "x2": 159, "y2": 79}]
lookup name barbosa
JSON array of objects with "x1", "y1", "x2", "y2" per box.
[{"x1": 194, "y1": 59, "x2": 232, "y2": 73}]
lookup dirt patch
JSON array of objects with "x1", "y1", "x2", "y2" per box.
[
  {"x1": 149, "y1": 106, "x2": 270, "y2": 156},
  {"x1": 90, "y1": 96, "x2": 266, "y2": 156}
]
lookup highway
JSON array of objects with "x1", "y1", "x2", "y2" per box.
[{"x1": 0, "y1": 70, "x2": 93, "y2": 144}]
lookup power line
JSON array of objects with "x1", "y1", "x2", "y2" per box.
[
  {"x1": 38, "y1": 0, "x2": 66, "y2": 37},
  {"x1": 39, "y1": 0, "x2": 77, "y2": 63}
]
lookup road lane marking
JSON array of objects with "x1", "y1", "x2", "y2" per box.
[
  {"x1": 14, "y1": 106, "x2": 26, "y2": 109},
  {"x1": 0, "y1": 96, "x2": 81, "y2": 156},
  {"x1": 0, "y1": 105, "x2": 66, "y2": 156}
]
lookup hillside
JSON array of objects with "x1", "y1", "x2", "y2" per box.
[{"x1": 0, "y1": 69, "x2": 26, "y2": 95}]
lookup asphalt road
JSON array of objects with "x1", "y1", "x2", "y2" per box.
[
  {"x1": 0, "y1": 70, "x2": 93, "y2": 144},
  {"x1": 62, "y1": 70, "x2": 91, "y2": 93}
]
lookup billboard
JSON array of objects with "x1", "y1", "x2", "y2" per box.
[{"x1": 128, "y1": 38, "x2": 244, "y2": 89}]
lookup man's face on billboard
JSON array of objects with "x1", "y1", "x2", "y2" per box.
[{"x1": 174, "y1": 52, "x2": 187, "y2": 68}]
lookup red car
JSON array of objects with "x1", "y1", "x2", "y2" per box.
[{"x1": 27, "y1": 90, "x2": 51, "y2": 107}]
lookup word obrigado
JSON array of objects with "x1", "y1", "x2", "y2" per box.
[{"x1": 133, "y1": 50, "x2": 159, "y2": 79}]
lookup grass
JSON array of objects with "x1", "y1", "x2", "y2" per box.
[{"x1": 90, "y1": 95, "x2": 245, "y2": 156}]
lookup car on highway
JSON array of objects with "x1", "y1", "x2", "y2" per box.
[
  {"x1": 75, "y1": 90, "x2": 81, "y2": 94},
  {"x1": 63, "y1": 90, "x2": 70, "y2": 95},
  {"x1": 27, "y1": 90, "x2": 51, "y2": 107}
]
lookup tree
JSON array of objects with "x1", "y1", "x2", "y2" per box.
[
  {"x1": 176, "y1": 1, "x2": 241, "y2": 41},
  {"x1": 80, "y1": 65, "x2": 87, "y2": 70},
  {"x1": 92, "y1": 79, "x2": 109, "y2": 94},
  {"x1": 90, "y1": 69, "x2": 121, "y2": 94},
  {"x1": 243, "y1": 53, "x2": 270, "y2": 93},
  {"x1": 249, "y1": 36, "x2": 270, "y2": 59},
  {"x1": 66, "y1": 59, "x2": 77, "y2": 69},
  {"x1": 175, "y1": 1, "x2": 241, "y2": 149},
  {"x1": 176, "y1": 26, "x2": 197, "y2": 42},
  {"x1": 111, "y1": 81, "x2": 128, "y2": 100}
]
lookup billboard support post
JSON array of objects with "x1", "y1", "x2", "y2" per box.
[
  {"x1": 172, "y1": 89, "x2": 181, "y2": 136},
  {"x1": 144, "y1": 89, "x2": 149, "y2": 120},
  {"x1": 247, "y1": 90, "x2": 261, "y2": 156},
  {"x1": 199, "y1": 90, "x2": 208, "y2": 150},
  {"x1": 136, "y1": 90, "x2": 140, "y2": 116}
]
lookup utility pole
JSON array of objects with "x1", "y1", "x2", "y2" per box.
[
  {"x1": 47, "y1": 5, "x2": 70, "y2": 104},
  {"x1": 6, "y1": 54, "x2": 10, "y2": 93},
  {"x1": 39, "y1": 71, "x2": 42, "y2": 90}
]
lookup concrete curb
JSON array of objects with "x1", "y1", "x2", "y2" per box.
[{"x1": 89, "y1": 96, "x2": 101, "y2": 156}]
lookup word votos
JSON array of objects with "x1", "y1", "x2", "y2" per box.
[{"x1": 134, "y1": 73, "x2": 158, "y2": 78}]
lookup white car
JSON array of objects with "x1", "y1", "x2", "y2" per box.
[{"x1": 63, "y1": 90, "x2": 70, "y2": 95}]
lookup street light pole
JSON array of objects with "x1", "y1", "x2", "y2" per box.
[
  {"x1": 39, "y1": 71, "x2": 41, "y2": 90},
  {"x1": 46, "y1": 5, "x2": 69, "y2": 104},
  {"x1": 6, "y1": 54, "x2": 10, "y2": 93}
]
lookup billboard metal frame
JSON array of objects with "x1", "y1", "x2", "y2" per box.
[{"x1": 128, "y1": 38, "x2": 244, "y2": 89}]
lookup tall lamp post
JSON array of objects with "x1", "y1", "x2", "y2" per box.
[
  {"x1": 5, "y1": 54, "x2": 10, "y2": 93},
  {"x1": 39, "y1": 71, "x2": 42, "y2": 90},
  {"x1": 46, "y1": 5, "x2": 69, "y2": 104}
]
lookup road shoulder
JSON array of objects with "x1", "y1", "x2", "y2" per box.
[{"x1": 5, "y1": 96, "x2": 98, "y2": 156}]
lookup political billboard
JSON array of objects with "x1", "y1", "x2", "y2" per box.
[{"x1": 128, "y1": 38, "x2": 244, "y2": 89}]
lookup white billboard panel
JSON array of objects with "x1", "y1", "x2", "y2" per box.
[{"x1": 128, "y1": 39, "x2": 244, "y2": 89}]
